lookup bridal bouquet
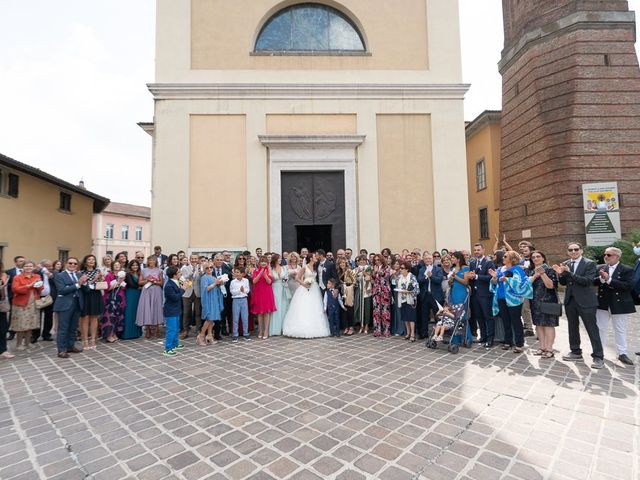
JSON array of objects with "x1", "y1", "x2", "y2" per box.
[{"x1": 303, "y1": 278, "x2": 315, "y2": 288}]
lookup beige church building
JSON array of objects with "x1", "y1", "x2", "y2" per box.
[{"x1": 147, "y1": 0, "x2": 470, "y2": 255}]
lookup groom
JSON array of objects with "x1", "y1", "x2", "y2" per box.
[{"x1": 315, "y1": 249, "x2": 337, "y2": 297}]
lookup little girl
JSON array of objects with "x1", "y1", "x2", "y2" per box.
[
  {"x1": 432, "y1": 303, "x2": 465, "y2": 341},
  {"x1": 251, "y1": 256, "x2": 276, "y2": 339}
]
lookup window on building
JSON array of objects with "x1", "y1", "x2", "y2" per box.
[
  {"x1": 479, "y1": 208, "x2": 489, "y2": 240},
  {"x1": 105, "y1": 224, "x2": 114, "y2": 239},
  {"x1": 106, "y1": 250, "x2": 113, "y2": 257},
  {"x1": 476, "y1": 160, "x2": 486, "y2": 191},
  {"x1": 7, "y1": 173, "x2": 19, "y2": 198},
  {"x1": 135, "y1": 226, "x2": 143, "y2": 241},
  {"x1": 0, "y1": 246, "x2": 4, "y2": 265},
  {"x1": 59, "y1": 192, "x2": 72, "y2": 211},
  {"x1": 58, "y1": 249, "x2": 69, "y2": 263},
  {"x1": 255, "y1": 3, "x2": 365, "y2": 52},
  {"x1": 121, "y1": 225, "x2": 129, "y2": 240}
]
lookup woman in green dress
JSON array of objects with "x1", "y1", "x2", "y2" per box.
[{"x1": 122, "y1": 260, "x2": 142, "y2": 340}]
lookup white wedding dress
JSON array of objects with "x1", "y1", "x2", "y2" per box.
[{"x1": 282, "y1": 266, "x2": 330, "y2": 338}]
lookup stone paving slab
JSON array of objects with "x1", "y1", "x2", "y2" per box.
[{"x1": 0, "y1": 314, "x2": 638, "y2": 480}]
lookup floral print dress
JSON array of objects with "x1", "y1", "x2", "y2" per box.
[{"x1": 372, "y1": 266, "x2": 392, "y2": 337}]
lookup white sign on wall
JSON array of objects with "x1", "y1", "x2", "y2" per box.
[{"x1": 582, "y1": 182, "x2": 622, "y2": 246}]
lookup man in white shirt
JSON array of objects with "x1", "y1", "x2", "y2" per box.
[{"x1": 229, "y1": 268, "x2": 251, "y2": 342}]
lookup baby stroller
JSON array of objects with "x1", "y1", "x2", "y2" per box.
[{"x1": 426, "y1": 294, "x2": 471, "y2": 354}]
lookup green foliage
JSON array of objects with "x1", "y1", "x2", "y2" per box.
[{"x1": 583, "y1": 229, "x2": 640, "y2": 266}]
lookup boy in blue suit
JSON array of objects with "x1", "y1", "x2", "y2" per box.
[
  {"x1": 164, "y1": 266, "x2": 185, "y2": 356},
  {"x1": 324, "y1": 278, "x2": 346, "y2": 337}
]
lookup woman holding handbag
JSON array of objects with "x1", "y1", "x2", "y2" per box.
[
  {"x1": 79, "y1": 254, "x2": 105, "y2": 350},
  {"x1": 527, "y1": 251, "x2": 560, "y2": 358},
  {"x1": 0, "y1": 263, "x2": 14, "y2": 359},
  {"x1": 9, "y1": 260, "x2": 44, "y2": 352}
]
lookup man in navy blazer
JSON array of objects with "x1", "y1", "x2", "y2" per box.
[
  {"x1": 53, "y1": 257, "x2": 87, "y2": 358},
  {"x1": 594, "y1": 247, "x2": 636, "y2": 365},
  {"x1": 468, "y1": 244, "x2": 496, "y2": 348},
  {"x1": 316, "y1": 250, "x2": 337, "y2": 296},
  {"x1": 417, "y1": 253, "x2": 444, "y2": 338}
]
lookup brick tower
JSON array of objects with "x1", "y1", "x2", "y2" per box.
[{"x1": 499, "y1": 0, "x2": 640, "y2": 259}]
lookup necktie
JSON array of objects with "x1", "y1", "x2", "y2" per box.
[
  {"x1": 570, "y1": 261, "x2": 575, "y2": 273},
  {"x1": 71, "y1": 272, "x2": 78, "y2": 283}
]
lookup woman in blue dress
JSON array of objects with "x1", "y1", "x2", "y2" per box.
[
  {"x1": 198, "y1": 263, "x2": 225, "y2": 345},
  {"x1": 269, "y1": 254, "x2": 289, "y2": 336},
  {"x1": 449, "y1": 251, "x2": 473, "y2": 345},
  {"x1": 122, "y1": 260, "x2": 142, "y2": 340}
]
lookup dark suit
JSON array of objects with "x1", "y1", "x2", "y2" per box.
[
  {"x1": 632, "y1": 258, "x2": 640, "y2": 304},
  {"x1": 469, "y1": 256, "x2": 496, "y2": 343},
  {"x1": 53, "y1": 271, "x2": 84, "y2": 354},
  {"x1": 417, "y1": 264, "x2": 444, "y2": 337},
  {"x1": 5, "y1": 267, "x2": 21, "y2": 337},
  {"x1": 316, "y1": 260, "x2": 337, "y2": 296},
  {"x1": 595, "y1": 263, "x2": 636, "y2": 356},
  {"x1": 221, "y1": 262, "x2": 233, "y2": 334},
  {"x1": 558, "y1": 257, "x2": 603, "y2": 360}
]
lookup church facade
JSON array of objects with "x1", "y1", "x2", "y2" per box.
[{"x1": 148, "y1": 0, "x2": 469, "y2": 255}]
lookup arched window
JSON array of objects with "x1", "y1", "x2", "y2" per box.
[{"x1": 255, "y1": 3, "x2": 366, "y2": 53}]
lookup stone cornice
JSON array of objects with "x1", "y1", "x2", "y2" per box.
[
  {"x1": 258, "y1": 134, "x2": 366, "y2": 149},
  {"x1": 147, "y1": 83, "x2": 470, "y2": 100},
  {"x1": 499, "y1": 10, "x2": 636, "y2": 73}
]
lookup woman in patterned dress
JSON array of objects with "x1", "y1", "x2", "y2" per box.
[
  {"x1": 9, "y1": 261, "x2": 44, "y2": 351},
  {"x1": 101, "y1": 261, "x2": 126, "y2": 342},
  {"x1": 372, "y1": 254, "x2": 392, "y2": 337}
]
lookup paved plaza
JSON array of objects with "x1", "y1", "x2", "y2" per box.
[{"x1": 1, "y1": 315, "x2": 638, "y2": 480}]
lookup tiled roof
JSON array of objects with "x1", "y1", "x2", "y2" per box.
[
  {"x1": 104, "y1": 202, "x2": 150, "y2": 218},
  {"x1": 0, "y1": 152, "x2": 110, "y2": 213}
]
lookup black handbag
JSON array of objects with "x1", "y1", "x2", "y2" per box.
[{"x1": 540, "y1": 302, "x2": 562, "y2": 316}]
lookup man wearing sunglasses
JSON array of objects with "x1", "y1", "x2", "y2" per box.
[
  {"x1": 53, "y1": 257, "x2": 88, "y2": 358},
  {"x1": 595, "y1": 247, "x2": 635, "y2": 365},
  {"x1": 553, "y1": 243, "x2": 604, "y2": 369}
]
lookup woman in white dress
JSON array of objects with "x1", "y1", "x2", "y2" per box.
[
  {"x1": 282, "y1": 255, "x2": 330, "y2": 338},
  {"x1": 286, "y1": 253, "x2": 302, "y2": 298}
]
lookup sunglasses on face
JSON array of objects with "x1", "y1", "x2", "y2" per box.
[
  {"x1": 604, "y1": 253, "x2": 617, "y2": 257},
  {"x1": 68, "y1": 262, "x2": 77, "y2": 265},
  {"x1": 567, "y1": 248, "x2": 580, "y2": 252}
]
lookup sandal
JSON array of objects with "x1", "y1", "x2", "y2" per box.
[
  {"x1": 533, "y1": 349, "x2": 544, "y2": 356},
  {"x1": 513, "y1": 347, "x2": 523, "y2": 353},
  {"x1": 404, "y1": 335, "x2": 411, "y2": 340},
  {"x1": 501, "y1": 344, "x2": 511, "y2": 350},
  {"x1": 410, "y1": 336, "x2": 416, "y2": 342},
  {"x1": 541, "y1": 350, "x2": 554, "y2": 359}
]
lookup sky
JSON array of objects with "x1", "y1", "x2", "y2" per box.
[{"x1": 0, "y1": 0, "x2": 638, "y2": 207}]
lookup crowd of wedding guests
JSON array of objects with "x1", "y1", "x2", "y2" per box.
[{"x1": 1, "y1": 239, "x2": 639, "y2": 366}]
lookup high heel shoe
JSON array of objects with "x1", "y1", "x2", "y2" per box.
[
  {"x1": 145, "y1": 326, "x2": 151, "y2": 339},
  {"x1": 205, "y1": 334, "x2": 214, "y2": 345},
  {"x1": 196, "y1": 334, "x2": 206, "y2": 346}
]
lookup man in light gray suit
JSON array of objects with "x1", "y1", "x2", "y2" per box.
[{"x1": 553, "y1": 242, "x2": 604, "y2": 369}]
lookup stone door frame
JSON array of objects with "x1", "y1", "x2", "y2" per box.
[{"x1": 258, "y1": 134, "x2": 366, "y2": 254}]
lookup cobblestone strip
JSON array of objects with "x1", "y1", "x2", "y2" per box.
[{"x1": 0, "y1": 365, "x2": 83, "y2": 480}]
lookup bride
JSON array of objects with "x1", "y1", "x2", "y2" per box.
[{"x1": 282, "y1": 254, "x2": 330, "y2": 338}]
